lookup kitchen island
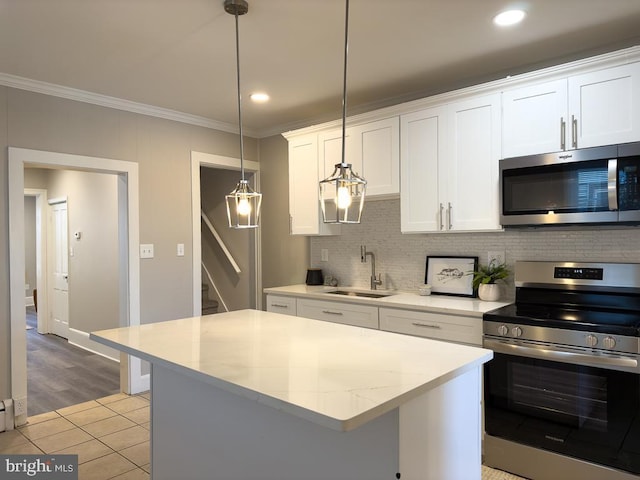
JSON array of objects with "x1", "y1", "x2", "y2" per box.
[{"x1": 91, "y1": 309, "x2": 492, "y2": 480}]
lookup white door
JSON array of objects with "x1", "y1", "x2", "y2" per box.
[{"x1": 51, "y1": 201, "x2": 69, "y2": 339}]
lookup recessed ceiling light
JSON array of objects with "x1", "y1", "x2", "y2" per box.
[
  {"x1": 493, "y1": 9, "x2": 526, "y2": 27},
  {"x1": 250, "y1": 92, "x2": 269, "y2": 103}
]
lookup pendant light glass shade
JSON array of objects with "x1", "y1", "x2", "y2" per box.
[
  {"x1": 320, "y1": 163, "x2": 366, "y2": 224},
  {"x1": 224, "y1": 0, "x2": 261, "y2": 229},
  {"x1": 226, "y1": 180, "x2": 262, "y2": 229},
  {"x1": 319, "y1": 0, "x2": 366, "y2": 224}
]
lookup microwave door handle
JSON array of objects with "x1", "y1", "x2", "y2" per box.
[{"x1": 608, "y1": 159, "x2": 618, "y2": 210}]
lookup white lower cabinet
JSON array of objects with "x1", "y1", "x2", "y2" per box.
[
  {"x1": 296, "y1": 298, "x2": 379, "y2": 329},
  {"x1": 379, "y1": 307, "x2": 482, "y2": 346},
  {"x1": 265, "y1": 294, "x2": 482, "y2": 344},
  {"x1": 265, "y1": 295, "x2": 297, "y2": 316}
]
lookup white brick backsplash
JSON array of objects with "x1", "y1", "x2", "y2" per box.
[{"x1": 311, "y1": 199, "x2": 640, "y2": 300}]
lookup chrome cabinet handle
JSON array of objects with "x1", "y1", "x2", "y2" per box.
[
  {"x1": 560, "y1": 117, "x2": 566, "y2": 150},
  {"x1": 448, "y1": 202, "x2": 452, "y2": 230},
  {"x1": 439, "y1": 203, "x2": 444, "y2": 230},
  {"x1": 571, "y1": 115, "x2": 578, "y2": 148},
  {"x1": 322, "y1": 310, "x2": 343, "y2": 316},
  {"x1": 271, "y1": 304, "x2": 289, "y2": 308},
  {"x1": 412, "y1": 322, "x2": 442, "y2": 329}
]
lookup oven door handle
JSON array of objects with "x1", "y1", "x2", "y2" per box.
[{"x1": 484, "y1": 338, "x2": 639, "y2": 372}]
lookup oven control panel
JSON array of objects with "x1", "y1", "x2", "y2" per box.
[
  {"x1": 483, "y1": 321, "x2": 639, "y2": 355},
  {"x1": 554, "y1": 267, "x2": 604, "y2": 280}
]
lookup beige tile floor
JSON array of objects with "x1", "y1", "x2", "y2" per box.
[{"x1": 0, "y1": 392, "x2": 150, "y2": 480}]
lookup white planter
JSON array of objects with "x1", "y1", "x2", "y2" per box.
[{"x1": 478, "y1": 283, "x2": 500, "y2": 301}]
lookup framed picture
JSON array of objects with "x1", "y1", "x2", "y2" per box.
[{"x1": 425, "y1": 256, "x2": 478, "y2": 297}]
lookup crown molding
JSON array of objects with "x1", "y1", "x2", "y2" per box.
[{"x1": 0, "y1": 73, "x2": 261, "y2": 138}]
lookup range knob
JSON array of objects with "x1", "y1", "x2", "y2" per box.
[
  {"x1": 586, "y1": 334, "x2": 598, "y2": 348},
  {"x1": 511, "y1": 326, "x2": 523, "y2": 337},
  {"x1": 603, "y1": 337, "x2": 616, "y2": 349},
  {"x1": 498, "y1": 325, "x2": 509, "y2": 336}
]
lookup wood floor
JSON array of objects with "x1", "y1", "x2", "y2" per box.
[{"x1": 26, "y1": 307, "x2": 121, "y2": 417}]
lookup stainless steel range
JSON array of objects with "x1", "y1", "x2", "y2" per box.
[{"x1": 483, "y1": 261, "x2": 640, "y2": 480}]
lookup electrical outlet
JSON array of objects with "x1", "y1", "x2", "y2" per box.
[
  {"x1": 321, "y1": 249, "x2": 329, "y2": 262},
  {"x1": 488, "y1": 251, "x2": 505, "y2": 266},
  {"x1": 140, "y1": 244, "x2": 154, "y2": 259},
  {"x1": 14, "y1": 397, "x2": 26, "y2": 417}
]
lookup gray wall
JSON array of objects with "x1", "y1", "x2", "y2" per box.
[
  {"x1": 0, "y1": 86, "x2": 258, "y2": 400},
  {"x1": 258, "y1": 134, "x2": 310, "y2": 297}
]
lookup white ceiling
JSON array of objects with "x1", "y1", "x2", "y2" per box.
[{"x1": 1, "y1": 0, "x2": 640, "y2": 137}]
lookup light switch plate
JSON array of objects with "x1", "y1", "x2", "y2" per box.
[
  {"x1": 177, "y1": 243, "x2": 185, "y2": 257},
  {"x1": 140, "y1": 244, "x2": 154, "y2": 259}
]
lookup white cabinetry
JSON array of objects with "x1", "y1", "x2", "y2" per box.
[
  {"x1": 287, "y1": 117, "x2": 399, "y2": 236},
  {"x1": 288, "y1": 134, "x2": 340, "y2": 236},
  {"x1": 296, "y1": 298, "x2": 379, "y2": 329},
  {"x1": 400, "y1": 93, "x2": 501, "y2": 233},
  {"x1": 502, "y1": 63, "x2": 640, "y2": 157},
  {"x1": 353, "y1": 118, "x2": 400, "y2": 197},
  {"x1": 265, "y1": 295, "x2": 297, "y2": 316},
  {"x1": 319, "y1": 117, "x2": 400, "y2": 198},
  {"x1": 379, "y1": 308, "x2": 482, "y2": 346}
]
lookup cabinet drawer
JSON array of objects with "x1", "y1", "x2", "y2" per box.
[
  {"x1": 266, "y1": 295, "x2": 297, "y2": 316},
  {"x1": 297, "y1": 299, "x2": 379, "y2": 329},
  {"x1": 379, "y1": 308, "x2": 481, "y2": 346}
]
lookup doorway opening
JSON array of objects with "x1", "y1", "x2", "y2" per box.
[
  {"x1": 190, "y1": 151, "x2": 262, "y2": 316},
  {"x1": 9, "y1": 148, "x2": 142, "y2": 426}
]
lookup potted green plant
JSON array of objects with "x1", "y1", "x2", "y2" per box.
[{"x1": 471, "y1": 260, "x2": 510, "y2": 301}]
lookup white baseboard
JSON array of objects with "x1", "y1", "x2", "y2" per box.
[
  {"x1": 68, "y1": 328, "x2": 120, "y2": 362},
  {"x1": 25, "y1": 296, "x2": 34, "y2": 307},
  {"x1": 138, "y1": 374, "x2": 151, "y2": 393}
]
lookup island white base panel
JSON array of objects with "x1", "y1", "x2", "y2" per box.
[{"x1": 150, "y1": 364, "x2": 481, "y2": 480}]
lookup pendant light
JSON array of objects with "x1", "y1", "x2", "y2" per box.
[
  {"x1": 319, "y1": 0, "x2": 366, "y2": 224},
  {"x1": 224, "y1": 0, "x2": 262, "y2": 229}
]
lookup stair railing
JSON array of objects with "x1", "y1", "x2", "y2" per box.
[
  {"x1": 201, "y1": 210, "x2": 241, "y2": 274},
  {"x1": 201, "y1": 262, "x2": 230, "y2": 313}
]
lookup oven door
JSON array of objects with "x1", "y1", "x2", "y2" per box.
[{"x1": 484, "y1": 339, "x2": 640, "y2": 475}]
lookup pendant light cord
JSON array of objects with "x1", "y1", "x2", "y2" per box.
[
  {"x1": 340, "y1": 0, "x2": 349, "y2": 168},
  {"x1": 234, "y1": 10, "x2": 246, "y2": 182}
]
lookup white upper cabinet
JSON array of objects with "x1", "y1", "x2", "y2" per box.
[
  {"x1": 352, "y1": 117, "x2": 400, "y2": 197},
  {"x1": 569, "y1": 63, "x2": 640, "y2": 149},
  {"x1": 400, "y1": 106, "x2": 446, "y2": 232},
  {"x1": 318, "y1": 128, "x2": 359, "y2": 182},
  {"x1": 400, "y1": 94, "x2": 501, "y2": 233},
  {"x1": 502, "y1": 80, "x2": 568, "y2": 157},
  {"x1": 319, "y1": 117, "x2": 400, "y2": 198},
  {"x1": 446, "y1": 94, "x2": 502, "y2": 231},
  {"x1": 288, "y1": 134, "x2": 340, "y2": 236},
  {"x1": 502, "y1": 62, "x2": 640, "y2": 157}
]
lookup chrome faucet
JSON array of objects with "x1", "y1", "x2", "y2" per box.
[{"x1": 360, "y1": 245, "x2": 382, "y2": 290}]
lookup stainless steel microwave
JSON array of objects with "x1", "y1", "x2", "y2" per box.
[{"x1": 500, "y1": 142, "x2": 640, "y2": 226}]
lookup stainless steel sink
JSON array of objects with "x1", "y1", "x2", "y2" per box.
[{"x1": 327, "y1": 290, "x2": 391, "y2": 299}]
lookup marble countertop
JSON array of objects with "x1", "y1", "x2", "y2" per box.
[
  {"x1": 265, "y1": 284, "x2": 510, "y2": 317},
  {"x1": 91, "y1": 309, "x2": 492, "y2": 432}
]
